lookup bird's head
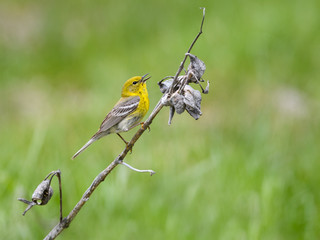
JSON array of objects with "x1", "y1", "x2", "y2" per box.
[{"x1": 121, "y1": 74, "x2": 151, "y2": 97}]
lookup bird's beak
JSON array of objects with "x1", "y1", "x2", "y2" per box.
[{"x1": 141, "y1": 73, "x2": 151, "y2": 83}]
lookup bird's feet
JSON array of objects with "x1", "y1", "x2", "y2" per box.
[{"x1": 140, "y1": 122, "x2": 150, "y2": 132}]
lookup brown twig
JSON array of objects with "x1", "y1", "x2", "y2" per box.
[
  {"x1": 43, "y1": 8, "x2": 205, "y2": 240},
  {"x1": 56, "y1": 171, "x2": 63, "y2": 223},
  {"x1": 43, "y1": 101, "x2": 163, "y2": 240},
  {"x1": 45, "y1": 170, "x2": 63, "y2": 222}
]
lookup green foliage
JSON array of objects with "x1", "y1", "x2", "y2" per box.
[{"x1": 1, "y1": 0, "x2": 319, "y2": 239}]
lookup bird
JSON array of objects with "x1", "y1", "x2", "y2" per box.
[{"x1": 72, "y1": 74, "x2": 151, "y2": 159}]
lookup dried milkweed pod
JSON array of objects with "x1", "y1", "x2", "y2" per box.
[
  {"x1": 158, "y1": 78, "x2": 173, "y2": 94},
  {"x1": 157, "y1": 9, "x2": 208, "y2": 124},
  {"x1": 18, "y1": 179, "x2": 53, "y2": 216},
  {"x1": 186, "y1": 53, "x2": 206, "y2": 83},
  {"x1": 18, "y1": 170, "x2": 63, "y2": 222},
  {"x1": 158, "y1": 54, "x2": 207, "y2": 124},
  {"x1": 32, "y1": 179, "x2": 54, "y2": 205},
  {"x1": 183, "y1": 85, "x2": 202, "y2": 120},
  {"x1": 170, "y1": 92, "x2": 186, "y2": 114}
]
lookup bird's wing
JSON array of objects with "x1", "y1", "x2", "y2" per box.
[{"x1": 99, "y1": 96, "x2": 140, "y2": 132}]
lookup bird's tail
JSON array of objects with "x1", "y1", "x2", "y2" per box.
[{"x1": 72, "y1": 138, "x2": 96, "y2": 160}]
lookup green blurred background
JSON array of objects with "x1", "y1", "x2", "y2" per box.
[{"x1": 1, "y1": 0, "x2": 319, "y2": 239}]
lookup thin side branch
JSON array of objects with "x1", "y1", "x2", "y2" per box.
[
  {"x1": 119, "y1": 161, "x2": 156, "y2": 176},
  {"x1": 57, "y1": 171, "x2": 63, "y2": 223},
  {"x1": 170, "y1": 7, "x2": 205, "y2": 94}
]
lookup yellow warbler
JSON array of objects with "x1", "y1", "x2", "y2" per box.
[{"x1": 72, "y1": 74, "x2": 151, "y2": 159}]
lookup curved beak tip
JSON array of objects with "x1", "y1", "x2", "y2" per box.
[{"x1": 141, "y1": 73, "x2": 151, "y2": 82}]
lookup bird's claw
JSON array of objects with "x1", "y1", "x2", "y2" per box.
[{"x1": 140, "y1": 122, "x2": 150, "y2": 132}]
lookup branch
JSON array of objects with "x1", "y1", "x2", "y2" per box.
[
  {"x1": 119, "y1": 159, "x2": 156, "y2": 176},
  {"x1": 170, "y1": 7, "x2": 205, "y2": 94},
  {"x1": 43, "y1": 8, "x2": 205, "y2": 240},
  {"x1": 44, "y1": 101, "x2": 164, "y2": 240}
]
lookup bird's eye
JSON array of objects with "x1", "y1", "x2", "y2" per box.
[{"x1": 132, "y1": 81, "x2": 138, "y2": 85}]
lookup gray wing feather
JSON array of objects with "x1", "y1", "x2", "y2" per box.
[{"x1": 99, "y1": 96, "x2": 140, "y2": 132}]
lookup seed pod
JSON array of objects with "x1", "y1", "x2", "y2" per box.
[
  {"x1": 170, "y1": 92, "x2": 186, "y2": 114},
  {"x1": 183, "y1": 85, "x2": 202, "y2": 120},
  {"x1": 186, "y1": 53, "x2": 206, "y2": 82},
  {"x1": 32, "y1": 179, "x2": 54, "y2": 205},
  {"x1": 158, "y1": 79, "x2": 173, "y2": 94}
]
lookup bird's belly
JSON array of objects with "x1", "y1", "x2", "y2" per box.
[{"x1": 116, "y1": 115, "x2": 142, "y2": 132}]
